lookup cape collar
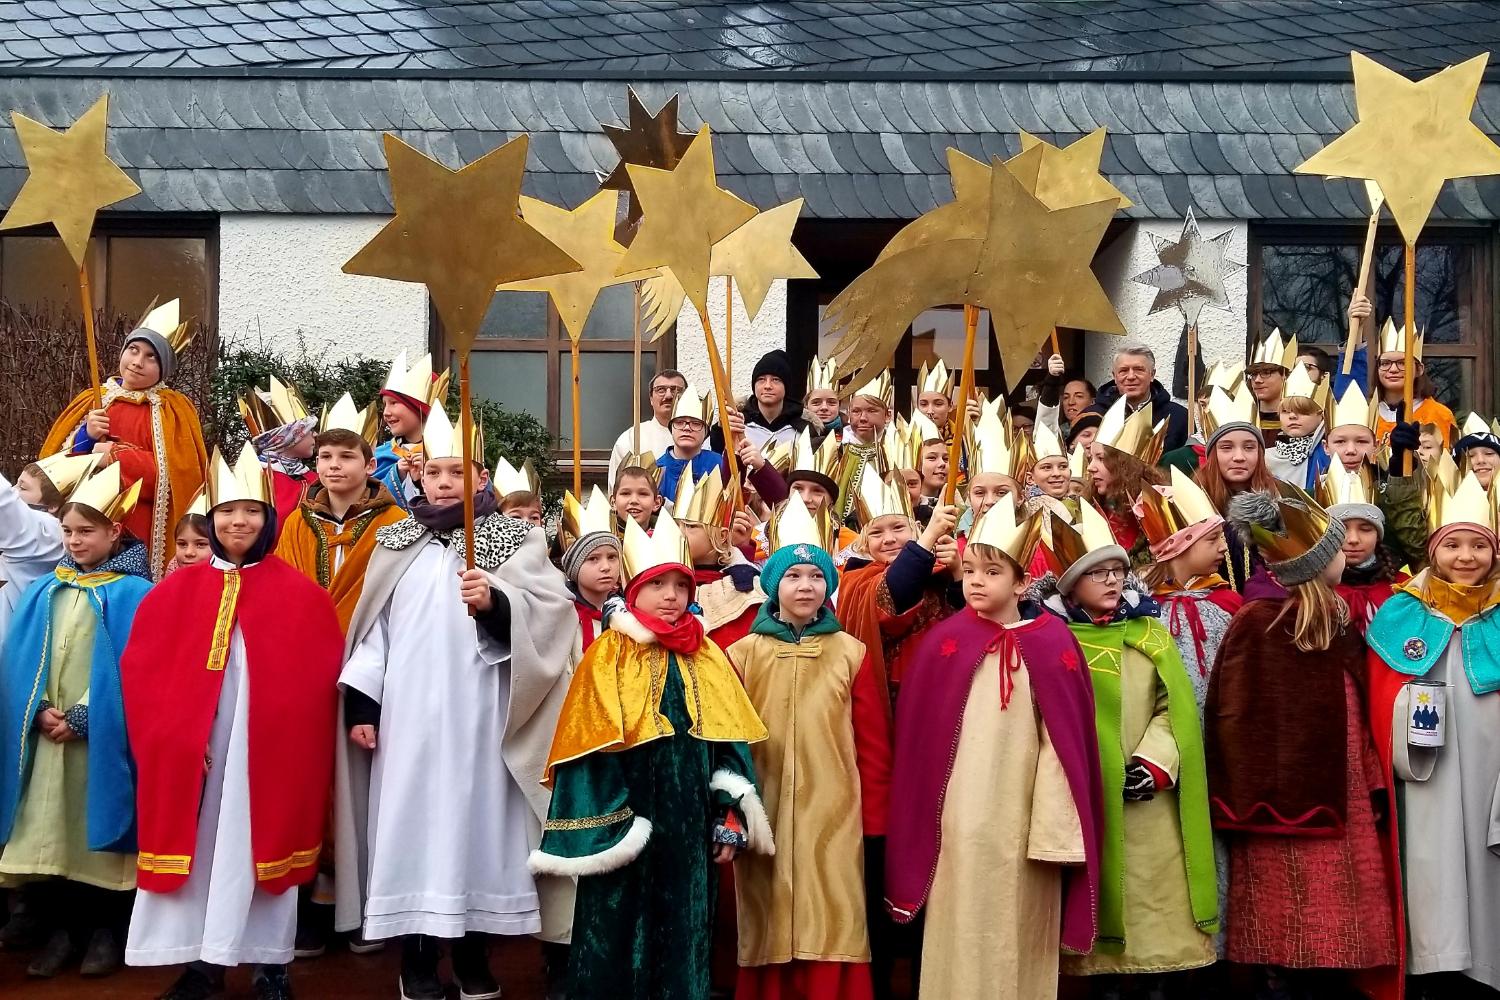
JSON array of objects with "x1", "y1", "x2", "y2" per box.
[{"x1": 375, "y1": 510, "x2": 530, "y2": 571}]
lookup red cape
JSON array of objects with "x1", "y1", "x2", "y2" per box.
[{"x1": 121, "y1": 556, "x2": 343, "y2": 894}]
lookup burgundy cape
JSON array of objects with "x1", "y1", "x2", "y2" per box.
[
  {"x1": 884, "y1": 608, "x2": 1104, "y2": 953},
  {"x1": 121, "y1": 556, "x2": 343, "y2": 894}
]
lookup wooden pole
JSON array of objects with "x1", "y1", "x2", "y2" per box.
[
  {"x1": 78, "y1": 260, "x2": 104, "y2": 409},
  {"x1": 1049, "y1": 327, "x2": 1060, "y2": 357},
  {"x1": 570, "y1": 337, "x2": 582, "y2": 497},
  {"x1": 1402, "y1": 239, "x2": 1417, "y2": 475},
  {"x1": 1344, "y1": 206, "x2": 1382, "y2": 376},
  {"x1": 632, "y1": 280, "x2": 643, "y2": 458},
  {"x1": 942, "y1": 304, "x2": 981, "y2": 505},
  {"x1": 725, "y1": 278, "x2": 734, "y2": 387},
  {"x1": 459, "y1": 350, "x2": 477, "y2": 577},
  {"x1": 1186, "y1": 321, "x2": 1198, "y2": 438},
  {"x1": 695, "y1": 301, "x2": 741, "y2": 492}
]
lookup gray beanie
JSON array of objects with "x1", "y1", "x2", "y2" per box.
[
  {"x1": 124, "y1": 327, "x2": 176, "y2": 381},
  {"x1": 561, "y1": 530, "x2": 620, "y2": 583},
  {"x1": 1205, "y1": 420, "x2": 1261, "y2": 452},
  {"x1": 1328, "y1": 502, "x2": 1385, "y2": 539},
  {"x1": 1227, "y1": 490, "x2": 1346, "y2": 587},
  {"x1": 1057, "y1": 543, "x2": 1130, "y2": 597}
]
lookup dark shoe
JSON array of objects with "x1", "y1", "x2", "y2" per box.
[
  {"x1": 0, "y1": 901, "x2": 46, "y2": 950},
  {"x1": 346, "y1": 930, "x2": 384, "y2": 955},
  {"x1": 399, "y1": 936, "x2": 445, "y2": 1000},
  {"x1": 79, "y1": 926, "x2": 122, "y2": 977},
  {"x1": 156, "y1": 964, "x2": 225, "y2": 1000},
  {"x1": 293, "y1": 920, "x2": 327, "y2": 960},
  {"x1": 253, "y1": 963, "x2": 294, "y2": 1000},
  {"x1": 26, "y1": 928, "x2": 77, "y2": 978},
  {"x1": 454, "y1": 933, "x2": 501, "y2": 1000}
]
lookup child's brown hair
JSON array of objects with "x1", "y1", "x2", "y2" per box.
[
  {"x1": 314, "y1": 428, "x2": 373, "y2": 461},
  {"x1": 499, "y1": 490, "x2": 541, "y2": 512},
  {"x1": 174, "y1": 511, "x2": 210, "y2": 540},
  {"x1": 611, "y1": 466, "x2": 661, "y2": 499},
  {"x1": 21, "y1": 462, "x2": 64, "y2": 511},
  {"x1": 1277, "y1": 396, "x2": 1323, "y2": 418}
]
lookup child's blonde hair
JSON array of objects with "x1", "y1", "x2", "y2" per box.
[{"x1": 1278, "y1": 396, "x2": 1322, "y2": 418}]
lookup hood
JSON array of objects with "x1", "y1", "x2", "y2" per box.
[{"x1": 743, "y1": 397, "x2": 807, "y2": 433}]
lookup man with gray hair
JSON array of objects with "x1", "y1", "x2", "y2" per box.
[{"x1": 1083, "y1": 343, "x2": 1190, "y2": 452}]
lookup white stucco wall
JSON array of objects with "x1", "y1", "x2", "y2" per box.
[
  {"x1": 1089, "y1": 219, "x2": 1250, "y2": 396},
  {"x1": 218, "y1": 214, "x2": 428, "y2": 361},
  {"x1": 672, "y1": 275, "x2": 789, "y2": 403}
]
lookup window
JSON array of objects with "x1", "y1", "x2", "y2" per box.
[
  {"x1": 447, "y1": 283, "x2": 675, "y2": 464},
  {"x1": 1251, "y1": 226, "x2": 1493, "y2": 412}
]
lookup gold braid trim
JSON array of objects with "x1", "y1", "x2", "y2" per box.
[
  {"x1": 545, "y1": 807, "x2": 633, "y2": 832},
  {"x1": 147, "y1": 390, "x2": 169, "y2": 582},
  {"x1": 137, "y1": 852, "x2": 192, "y2": 875},
  {"x1": 255, "y1": 846, "x2": 321, "y2": 881},
  {"x1": 206, "y1": 570, "x2": 242, "y2": 672}
]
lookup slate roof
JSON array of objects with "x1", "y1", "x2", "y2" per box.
[{"x1": 0, "y1": 1, "x2": 1498, "y2": 221}]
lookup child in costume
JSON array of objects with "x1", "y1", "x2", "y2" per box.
[
  {"x1": 1265, "y1": 366, "x2": 1329, "y2": 490},
  {"x1": 1324, "y1": 383, "x2": 1380, "y2": 473},
  {"x1": 1195, "y1": 386, "x2": 1277, "y2": 591},
  {"x1": 674, "y1": 468, "x2": 765, "y2": 650},
  {"x1": 1211, "y1": 488, "x2": 1399, "y2": 996},
  {"x1": 727, "y1": 495, "x2": 891, "y2": 1000},
  {"x1": 1085, "y1": 398, "x2": 1166, "y2": 562},
  {"x1": 43, "y1": 299, "x2": 208, "y2": 580},
  {"x1": 1322, "y1": 462, "x2": 1407, "y2": 633},
  {"x1": 1454, "y1": 411, "x2": 1500, "y2": 490},
  {"x1": 735, "y1": 428, "x2": 859, "y2": 566},
  {"x1": 372, "y1": 352, "x2": 447, "y2": 510},
  {"x1": 238, "y1": 376, "x2": 319, "y2": 533},
  {"x1": 886, "y1": 496, "x2": 1103, "y2": 1000},
  {"x1": 656, "y1": 383, "x2": 726, "y2": 500},
  {"x1": 1367, "y1": 472, "x2": 1500, "y2": 994},
  {"x1": 610, "y1": 462, "x2": 663, "y2": 532},
  {"x1": 1347, "y1": 297, "x2": 1458, "y2": 446},
  {"x1": 122, "y1": 445, "x2": 343, "y2": 1000},
  {"x1": 0, "y1": 464, "x2": 149, "y2": 979},
  {"x1": 530, "y1": 511, "x2": 772, "y2": 1000},
  {"x1": 1036, "y1": 501, "x2": 1219, "y2": 981},
  {"x1": 561, "y1": 486, "x2": 622, "y2": 654},
  {"x1": 169, "y1": 506, "x2": 211, "y2": 573},
  {"x1": 333, "y1": 405, "x2": 577, "y2": 1000},
  {"x1": 276, "y1": 400, "x2": 406, "y2": 634},
  {"x1": 804, "y1": 355, "x2": 844, "y2": 446},
  {"x1": 834, "y1": 373, "x2": 894, "y2": 522},
  {"x1": 1, "y1": 453, "x2": 92, "y2": 649},
  {"x1": 493, "y1": 456, "x2": 543, "y2": 525}
]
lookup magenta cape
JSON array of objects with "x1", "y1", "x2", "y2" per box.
[{"x1": 884, "y1": 608, "x2": 1104, "y2": 953}]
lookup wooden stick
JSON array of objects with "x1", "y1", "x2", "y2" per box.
[
  {"x1": 78, "y1": 260, "x2": 104, "y2": 409},
  {"x1": 459, "y1": 350, "x2": 477, "y2": 579},
  {"x1": 943, "y1": 304, "x2": 981, "y2": 505},
  {"x1": 1343, "y1": 207, "x2": 1382, "y2": 376},
  {"x1": 1049, "y1": 327, "x2": 1060, "y2": 357},
  {"x1": 695, "y1": 301, "x2": 741, "y2": 493},
  {"x1": 1403, "y1": 239, "x2": 1417, "y2": 476},
  {"x1": 632, "y1": 280, "x2": 643, "y2": 458},
  {"x1": 1186, "y1": 321, "x2": 1198, "y2": 438},
  {"x1": 725, "y1": 278, "x2": 734, "y2": 388},
  {"x1": 570, "y1": 337, "x2": 582, "y2": 497}
]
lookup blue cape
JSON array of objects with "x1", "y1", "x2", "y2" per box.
[{"x1": 1367, "y1": 589, "x2": 1500, "y2": 695}]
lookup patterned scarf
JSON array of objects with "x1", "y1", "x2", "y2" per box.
[{"x1": 1272, "y1": 431, "x2": 1318, "y2": 468}]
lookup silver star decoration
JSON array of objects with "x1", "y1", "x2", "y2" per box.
[{"x1": 1131, "y1": 208, "x2": 1244, "y2": 327}]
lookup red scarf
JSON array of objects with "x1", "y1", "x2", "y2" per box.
[
  {"x1": 574, "y1": 600, "x2": 602, "y2": 653},
  {"x1": 629, "y1": 606, "x2": 705, "y2": 655}
]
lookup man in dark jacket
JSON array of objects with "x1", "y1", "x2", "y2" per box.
[
  {"x1": 1085, "y1": 345, "x2": 1190, "y2": 452},
  {"x1": 709, "y1": 348, "x2": 811, "y2": 453}
]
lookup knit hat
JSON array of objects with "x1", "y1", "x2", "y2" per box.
[
  {"x1": 561, "y1": 530, "x2": 620, "y2": 583},
  {"x1": 1056, "y1": 543, "x2": 1130, "y2": 597},
  {"x1": 752, "y1": 349, "x2": 793, "y2": 388},
  {"x1": 124, "y1": 328, "x2": 177, "y2": 381},
  {"x1": 1227, "y1": 489, "x2": 1345, "y2": 587},
  {"x1": 761, "y1": 541, "x2": 838, "y2": 603},
  {"x1": 1065, "y1": 410, "x2": 1102, "y2": 447},
  {"x1": 1205, "y1": 420, "x2": 1261, "y2": 452},
  {"x1": 1328, "y1": 502, "x2": 1385, "y2": 539}
]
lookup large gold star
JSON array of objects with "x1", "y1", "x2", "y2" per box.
[
  {"x1": 498, "y1": 190, "x2": 656, "y2": 340},
  {"x1": 1296, "y1": 52, "x2": 1500, "y2": 243},
  {"x1": 343, "y1": 134, "x2": 580, "y2": 351},
  {"x1": 0, "y1": 94, "x2": 141, "y2": 266},
  {"x1": 615, "y1": 126, "x2": 758, "y2": 316},
  {"x1": 1014, "y1": 129, "x2": 1133, "y2": 211},
  {"x1": 600, "y1": 87, "x2": 695, "y2": 241}
]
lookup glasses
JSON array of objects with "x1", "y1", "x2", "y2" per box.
[
  {"x1": 651, "y1": 384, "x2": 685, "y2": 398},
  {"x1": 1376, "y1": 359, "x2": 1407, "y2": 372},
  {"x1": 1084, "y1": 565, "x2": 1126, "y2": 583}
]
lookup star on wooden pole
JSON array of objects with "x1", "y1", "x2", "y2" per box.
[
  {"x1": 599, "y1": 88, "x2": 696, "y2": 242},
  {"x1": 1131, "y1": 208, "x2": 1244, "y2": 327}
]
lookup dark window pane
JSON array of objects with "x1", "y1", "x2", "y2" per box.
[
  {"x1": 1423, "y1": 356, "x2": 1468, "y2": 412},
  {"x1": 108, "y1": 237, "x2": 207, "y2": 324},
  {"x1": 1, "y1": 236, "x2": 104, "y2": 318},
  {"x1": 478, "y1": 290, "x2": 549, "y2": 339},
  {"x1": 581, "y1": 282, "x2": 640, "y2": 341},
  {"x1": 471, "y1": 350, "x2": 547, "y2": 424},
  {"x1": 559, "y1": 351, "x2": 656, "y2": 451}
]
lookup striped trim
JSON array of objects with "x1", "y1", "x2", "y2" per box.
[
  {"x1": 137, "y1": 852, "x2": 192, "y2": 875},
  {"x1": 53, "y1": 567, "x2": 125, "y2": 589},
  {"x1": 206, "y1": 569, "x2": 241, "y2": 672},
  {"x1": 544, "y1": 806, "x2": 633, "y2": 832},
  {"x1": 255, "y1": 846, "x2": 320, "y2": 881}
]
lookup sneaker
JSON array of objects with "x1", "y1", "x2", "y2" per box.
[
  {"x1": 79, "y1": 926, "x2": 123, "y2": 977},
  {"x1": 453, "y1": 934, "x2": 501, "y2": 1000},
  {"x1": 253, "y1": 964, "x2": 294, "y2": 1000},
  {"x1": 26, "y1": 928, "x2": 76, "y2": 978},
  {"x1": 346, "y1": 930, "x2": 385, "y2": 955},
  {"x1": 157, "y1": 965, "x2": 225, "y2": 1000},
  {"x1": 293, "y1": 921, "x2": 327, "y2": 960},
  {"x1": 399, "y1": 936, "x2": 445, "y2": 1000}
]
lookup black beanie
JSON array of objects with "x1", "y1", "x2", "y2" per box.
[{"x1": 752, "y1": 349, "x2": 793, "y2": 387}]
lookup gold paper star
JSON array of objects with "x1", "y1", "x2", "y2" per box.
[
  {"x1": 825, "y1": 155, "x2": 1123, "y2": 387},
  {"x1": 600, "y1": 87, "x2": 695, "y2": 240},
  {"x1": 0, "y1": 94, "x2": 141, "y2": 267},
  {"x1": 498, "y1": 190, "x2": 656, "y2": 340},
  {"x1": 343, "y1": 134, "x2": 580, "y2": 351},
  {"x1": 1015, "y1": 129, "x2": 1133, "y2": 211},
  {"x1": 615, "y1": 126, "x2": 758, "y2": 316},
  {"x1": 1296, "y1": 52, "x2": 1500, "y2": 244}
]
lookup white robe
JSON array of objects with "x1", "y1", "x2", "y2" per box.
[
  {"x1": 0, "y1": 473, "x2": 63, "y2": 651},
  {"x1": 340, "y1": 538, "x2": 541, "y2": 940},
  {"x1": 125, "y1": 627, "x2": 297, "y2": 967},
  {"x1": 607, "y1": 419, "x2": 674, "y2": 488}
]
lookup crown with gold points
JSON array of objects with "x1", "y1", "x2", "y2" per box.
[
  {"x1": 615, "y1": 451, "x2": 662, "y2": 488},
  {"x1": 206, "y1": 442, "x2": 273, "y2": 509},
  {"x1": 1378, "y1": 317, "x2": 1424, "y2": 360},
  {"x1": 383, "y1": 351, "x2": 450, "y2": 407},
  {"x1": 909, "y1": 410, "x2": 944, "y2": 446},
  {"x1": 968, "y1": 493, "x2": 1042, "y2": 567},
  {"x1": 915, "y1": 359, "x2": 954, "y2": 400},
  {"x1": 64, "y1": 461, "x2": 141, "y2": 522},
  {"x1": 184, "y1": 485, "x2": 209, "y2": 518},
  {"x1": 1458, "y1": 411, "x2": 1498, "y2": 443},
  {"x1": 854, "y1": 459, "x2": 914, "y2": 524},
  {"x1": 1428, "y1": 470, "x2": 1498, "y2": 535},
  {"x1": 673, "y1": 466, "x2": 732, "y2": 527},
  {"x1": 1134, "y1": 466, "x2": 1222, "y2": 548},
  {"x1": 1044, "y1": 500, "x2": 1118, "y2": 575},
  {"x1": 669, "y1": 383, "x2": 713, "y2": 426},
  {"x1": 1031, "y1": 419, "x2": 1066, "y2": 463},
  {"x1": 1204, "y1": 360, "x2": 1244, "y2": 395},
  {"x1": 768, "y1": 491, "x2": 833, "y2": 553},
  {"x1": 788, "y1": 427, "x2": 840, "y2": 483},
  {"x1": 1095, "y1": 395, "x2": 1165, "y2": 466},
  {"x1": 1248, "y1": 328, "x2": 1298, "y2": 370},
  {"x1": 420, "y1": 403, "x2": 483, "y2": 463},
  {"x1": 880, "y1": 416, "x2": 919, "y2": 473},
  {"x1": 560, "y1": 484, "x2": 616, "y2": 548},
  {"x1": 621, "y1": 509, "x2": 691, "y2": 582},
  {"x1": 847, "y1": 369, "x2": 894, "y2": 409},
  {"x1": 1319, "y1": 459, "x2": 1377, "y2": 510},
  {"x1": 1281, "y1": 362, "x2": 1322, "y2": 403},
  {"x1": 1328, "y1": 382, "x2": 1377, "y2": 432},
  {"x1": 1199, "y1": 384, "x2": 1259, "y2": 441},
  {"x1": 1234, "y1": 481, "x2": 1338, "y2": 566},
  {"x1": 493, "y1": 456, "x2": 539, "y2": 499},
  {"x1": 760, "y1": 438, "x2": 794, "y2": 479},
  {"x1": 1426, "y1": 448, "x2": 1460, "y2": 494},
  {"x1": 319, "y1": 392, "x2": 381, "y2": 445},
  {"x1": 32, "y1": 452, "x2": 99, "y2": 501},
  {"x1": 239, "y1": 375, "x2": 312, "y2": 439},
  {"x1": 134, "y1": 297, "x2": 194, "y2": 356},
  {"x1": 807, "y1": 355, "x2": 841, "y2": 393},
  {"x1": 970, "y1": 406, "x2": 1028, "y2": 480}
]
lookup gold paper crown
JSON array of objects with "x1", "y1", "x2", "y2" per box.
[
  {"x1": 135, "y1": 297, "x2": 194, "y2": 355},
  {"x1": 909, "y1": 410, "x2": 944, "y2": 446},
  {"x1": 768, "y1": 491, "x2": 834, "y2": 553},
  {"x1": 854, "y1": 461, "x2": 914, "y2": 524},
  {"x1": 1459, "y1": 411, "x2": 1494, "y2": 441},
  {"x1": 968, "y1": 493, "x2": 1042, "y2": 567},
  {"x1": 1095, "y1": 396, "x2": 1165, "y2": 466},
  {"x1": 760, "y1": 439, "x2": 794, "y2": 479},
  {"x1": 807, "y1": 355, "x2": 841, "y2": 393},
  {"x1": 616, "y1": 451, "x2": 662, "y2": 487},
  {"x1": 1134, "y1": 466, "x2": 1221, "y2": 548},
  {"x1": 1319, "y1": 460, "x2": 1376, "y2": 510},
  {"x1": 1427, "y1": 449, "x2": 1460, "y2": 495},
  {"x1": 915, "y1": 359, "x2": 954, "y2": 399},
  {"x1": 1045, "y1": 500, "x2": 1118, "y2": 573},
  {"x1": 207, "y1": 442, "x2": 273, "y2": 509},
  {"x1": 621, "y1": 509, "x2": 691, "y2": 581},
  {"x1": 669, "y1": 383, "x2": 713, "y2": 426},
  {"x1": 319, "y1": 392, "x2": 381, "y2": 445},
  {"x1": 674, "y1": 466, "x2": 731, "y2": 526},
  {"x1": 970, "y1": 406, "x2": 1029, "y2": 480},
  {"x1": 1243, "y1": 484, "x2": 1337, "y2": 566},
  {"x1": 185, "y1": 485, "x2": 209, "y2": 518},
  {"x1": 1248, "y1": 328, "x2": 1298, "y2": 370},
  {"x1": 1199, "y1": 385, "x2": 1258, "y2": 440},
  {"x1": 66, "y1": 461, "x2": 142, "y2": 522},
  {"x1": 1379, "y1": 318, "x2": 1424, "y2": 360},
  {"x1": 32, "y1": 452, "x2": 99, "y2": 500},
  {"x1": 847, "y1": 369, "x2": 894, "y2": 409},
  {"x1": 383, "y1": 351, "x2": 450, "y2": 406},
  {"x1": 239, "y1": 375, "x2": 311, "y2": 438},
  {"x1": 560, "y1": 484, "x2": 616, "y2": 548},
  {"x1": 494, "y1": 456, "x2": 540, "y2": 499},
  {"x1": 1281, "y1": 363, "x2": 1322, "y2": 403},
  {"x1": 1428, "y1": 470, "x2": 1498, "y2": 535},
  {"x1": 1328, "y1": 382, "x2": 1377, "y2": 432},
  {"x1": 1068, "y1": 442, "x2": 1088, "y2": 480},
  {"x1": 1205, "y1": 361, "x2": 1244, "y2": 395},
  {"x1": 421, "y1": 404, "x2": 483, "y2": 462},
  {"x1": 881, "y1": 417, "x2": 919, "y2": 473},
  {"x1": 788, "y1": 427, "x2": 840, "y2": 482}
]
